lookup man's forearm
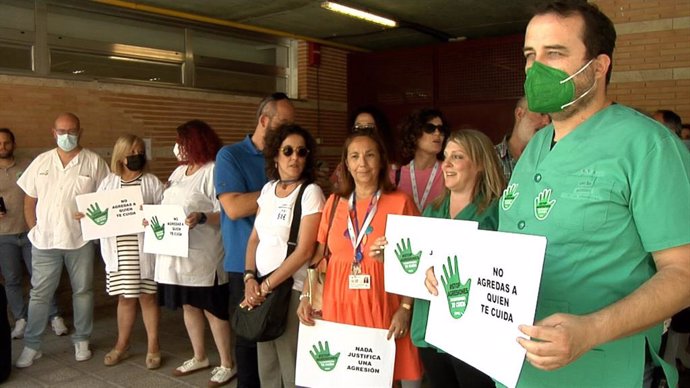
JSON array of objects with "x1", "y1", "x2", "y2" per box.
[
  {"x1": 219, "y1": 191, "x2": 260, "y2": 220},
  {"x1": 24, "y1": 195, "x2": 37, "y2": 229},
  {"x1": 587, "y1": 245, "x2": 690, "y2": 347}
]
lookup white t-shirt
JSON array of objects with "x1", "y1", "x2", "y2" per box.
[
  {"x1": 17, "y1": 148, "x2": 109, "y2": 250},
  {"x1": 154, "y1": 162, "x2": 227, "y2": 287},
  {"x1": 254, "y1": 181, "x2": 325, "y2": 291}
]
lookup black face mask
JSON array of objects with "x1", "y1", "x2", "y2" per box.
[{"x1": 126, "y1": 154, "x2": 146, "y2": 171}]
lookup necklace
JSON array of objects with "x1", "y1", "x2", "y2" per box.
[{"x1": 279, "y1": 178, "x2": 299, "y2": 189}]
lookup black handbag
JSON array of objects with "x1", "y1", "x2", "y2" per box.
[{"x1": 231, "y1": 183, "x2": 307, "y2": 342}]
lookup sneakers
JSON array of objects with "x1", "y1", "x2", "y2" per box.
[
  {"x1": 16, "y1": 347, "x2": 42, "y2": 368},
  {"x1": 172, "y1": 357, "x2": 209, "y2": 376},
  {"x1": 51, "y1": 316, "x2": 69, "y2": 336},
  {"x1": 74, "y1": 341, "x2": 92, "y2": 362},
  {"x1": 208, "y1": 365, "x2": 237, "y2": 387},
  {"x1": 11, "y1": 318, "x2": 27, "y2": 339}
]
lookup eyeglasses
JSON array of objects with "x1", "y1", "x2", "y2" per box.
[
  {"x1": 55, "y1": 129, "x2": 79, "y2": 136},
  {"x1": 422, "y1": 123, "x2": 447, "y2": 134},
  {"x1": 281, "y1": 145, "x2": 309, "y2": 158}
]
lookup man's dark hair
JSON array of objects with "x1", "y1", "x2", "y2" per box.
[
  {"x1": 655, "y1": 109, "x2": 683, "y2": 134},
  {"x1": 534, "y1": 0, "x2": 616, "y2": 84},
  {"x1": 0, "y1": 128, "x2": 15, "y2": 143},
  {"x1": 256, "y1": 92, "x2": 291, "y2": 122}
]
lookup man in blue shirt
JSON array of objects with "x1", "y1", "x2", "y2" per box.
[{"x1": 215, "y1": 92, "x2": 294, "y2": 388}]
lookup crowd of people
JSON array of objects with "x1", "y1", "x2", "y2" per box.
[{"x1": 1, "y1": 1, "x2": 690, "y2": 388}]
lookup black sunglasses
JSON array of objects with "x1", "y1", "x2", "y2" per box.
[
  {"x1": 422, "y1": 123, "x2": 447, "y2": 134},
  {"x1": 281, "y1": 145, "x2": 309, "y2": 158},
  {"x1": 352, "y1": 123, "x2": 377, "y2": 134}
]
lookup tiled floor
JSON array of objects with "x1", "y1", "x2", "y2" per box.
[{"x1": 6, "y1": 306, "x2": 237, "y2": 387}]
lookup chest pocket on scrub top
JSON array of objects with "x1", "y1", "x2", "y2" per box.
[{"x1": 553, "y1": 174, "x2": 614, "y2": 231}]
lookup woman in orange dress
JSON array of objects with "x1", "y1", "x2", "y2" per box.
[{"x1": 298, "y1": 131, "x2": 423, "y2": 386}]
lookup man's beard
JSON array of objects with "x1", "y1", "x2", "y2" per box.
[
  {"x1": 551, "y1": 66, "x2": 597, "y2": 122},
  {"x1": 0, "y1": 151, "x2": 13, "y2": 159}
]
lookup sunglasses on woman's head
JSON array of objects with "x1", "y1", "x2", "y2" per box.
[
  {"x1": 422, "y1": 123, "x2": 447, "y2": 134},
  {"x1": 281, "y1": 145, "x2": 309, "y2": 158},
  {"x1": 352, "y1": 123, "x2": 376, "y2": 134}
]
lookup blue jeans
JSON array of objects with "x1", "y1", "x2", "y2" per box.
[
  {"x1": 24, "y1": 243, "x2": 95, "y2": 350},
  {"x1": 0, "y1": 233, "x2": 59, "y2": 321}
]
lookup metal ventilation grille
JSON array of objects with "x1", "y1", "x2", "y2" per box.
[{"x1": 438, "y1": 35, "x2": 525, "y2": 103}]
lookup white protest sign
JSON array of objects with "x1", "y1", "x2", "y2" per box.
[
  {"x1": 142, "y1": 204, "x2": 189, "y2": 257},
  {"x1": 384, "y1": 214, "x2": 478, "y2": 300},
  {"x1": 425, "y1": 229, "x2": 546, "y2": 388},
  {"x1": 296, "y1": 320, "x2": 395, "y2": 388},
  {"x1": 76, "y1": 186, "x2": 144, "y2": 240}
]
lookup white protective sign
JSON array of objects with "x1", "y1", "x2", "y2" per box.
[
  {"x1": 76, "y1": 186, "x2": 144, "y2": 241},
  {"x1": 142, "y1": 204, "x2": 189, "y2": 257},
  {"x1": 384, "y1": 214, "x2": 478, "y2": 300},
  {"x1": 424, "y1": 229, "x2": 546, "y2": 388},
  {"x1": 296, "y1": 320, "x2": 396, "y2": 388}
]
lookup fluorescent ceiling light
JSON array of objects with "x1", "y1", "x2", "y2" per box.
[{"x1": 321, "y1": 1, "x2": 397, "y2": 28}]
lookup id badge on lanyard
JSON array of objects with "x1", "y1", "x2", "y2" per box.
[{"x1": 346, "y1": 191, "x2": 380, "y2": 290}]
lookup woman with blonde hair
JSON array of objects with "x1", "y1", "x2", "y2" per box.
[
  {"x1": 414, "y1": 129, "x2": 506, "y2": 387},
  {"x1": 78, "y1": 134, "x2": 163, "y2": 368}
]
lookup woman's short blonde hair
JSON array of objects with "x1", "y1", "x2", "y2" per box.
[
  {"x1": 111, "y1": 134, "x2": 146, "y2": 176},
  {"x1": 433, "y1": 129, "x2": 506, "y2": 213}
]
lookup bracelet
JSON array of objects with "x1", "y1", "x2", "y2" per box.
[
  {"x1": 243, "y1": 272, "x2": 256, "y2": 283},
  {"x1": 198, "y1": 212, "x2": 207, "y2": 224},
  {"x1": 400, "y1": 302, "x2": 412, "y2": 311},
  {"x1": 299, "y1": 293, "x2": 311, "y2": 301},
  {"x1": 264, "y1": 278, "x2": 272, "y2": 291}
]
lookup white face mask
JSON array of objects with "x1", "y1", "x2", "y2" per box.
[
  {"x1": 57, "y1": 134, "x2": 78, "y2": 152},
  {"x1": 173, "y1": 143, "x2": 184, "y2": 161}
]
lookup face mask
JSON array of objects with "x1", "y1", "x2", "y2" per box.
[
  {"x1": 524, "y1": 59, "x2": 596, "y2": 113},
  {"x1": 125, "y1": 154, "x2": 146, "y2": 171},
  {"x1": 56, "y1": 134, "x2": 78, "y2": 152},
  {"x1": 173, "y1": 143, "x2": 184, "y2": 161}
]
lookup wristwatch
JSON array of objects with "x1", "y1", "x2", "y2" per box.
[{"x1": 198, "y1": 212, "x2": 207, "y2": 224}]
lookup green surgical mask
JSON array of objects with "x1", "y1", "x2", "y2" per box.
[{"x1": 524, "y1": 59, "x2": 595, "y2": 113}]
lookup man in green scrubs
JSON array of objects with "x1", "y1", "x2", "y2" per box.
[{"x1": 500, "y1": 2, "x2": 690, "y2": 387}]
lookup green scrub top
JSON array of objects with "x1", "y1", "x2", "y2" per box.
[
  {"x1": 499, "y1": 104, "x2": 690, "y2": 388},
  {"x1": 410, "y1": 195, "x2": 499, "y2": 348}
]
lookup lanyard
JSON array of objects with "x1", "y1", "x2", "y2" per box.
[
  {"x1": 410, "y1": 160, "x2": 439, "y2": 210},
  {"x1": 346, "y1": 190, "x2": 381, "y2": 266}
]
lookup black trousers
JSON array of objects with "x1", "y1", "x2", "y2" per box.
[
  {"x1": 419, "y1": 346, "x2": 494, "y2": 388},
  {"x1": 229, "y1": 272, "x2": 261, "y2": 388},
  {"x1": 0, "y1": 284, "x2": 11, "y2": 383}
]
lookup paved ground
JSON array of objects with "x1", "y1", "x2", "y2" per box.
[{"x1": 6, "y1": 306, "x2": 236, "y2": 388}]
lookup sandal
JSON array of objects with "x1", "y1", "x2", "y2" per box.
[
  {"x1": 146, "y1": 352, "x2": 161, "y2": 370},
  {"x1": 104, "y1": 348, "x2": 129, "y2": 366}
]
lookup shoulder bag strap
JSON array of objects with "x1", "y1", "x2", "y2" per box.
[{"x1": 286, "y1": 183, "x2": 308, "y2": 258}]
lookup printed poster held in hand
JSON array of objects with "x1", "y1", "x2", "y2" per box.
[
  {"x1": 296, "y1": 320, "x2": 395, "y2": 388},
  {"x1": 76, "y1": 186, "x2": 144, "y2": 240},
  {"x1": 142, "y1": 204, "x2": 189, "y2": 257}
]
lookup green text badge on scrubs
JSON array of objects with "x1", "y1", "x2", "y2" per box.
[
  {"x1": 150, "y1": 216, "x2": 165, "y2": 240},
  {"x1": 86, "y1": 202, "x2": 109, "y2": 225},
  {"x1": 310, "y1": 341, "x2": 340, "y2": 372},
  {"x1": 394, "y1": 238, "x2": 421, "y2": 274},
  {"x1": 441, "y1": 256, "x2": 471, "y2": 319}
]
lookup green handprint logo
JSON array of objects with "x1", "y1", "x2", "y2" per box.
[
  {"x1": 441, "y1": 256, "x2": 471, "y2": 319},
  {"x1": 533, "y1": 188, "x2": 556, "y2": 220},
  {"x1": 150, "y1": 216, "x2": 165, "y2": 240},
  {"x1": 309, "y1": 341, "x2": 340, "y2": 372},
  {"x1": 395, "y1": 238, "x2": 421, "y2": 274},
  {"x1": 501, "y1": 183, "x2": 520, "y2": 211},
  {"x1": 86, "y1": 203, "x2": 109, "y2": 225}
]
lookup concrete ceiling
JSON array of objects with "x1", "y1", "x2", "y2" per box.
[{"x1": 104, "y1": 0, "x2": 542, "y2": 51}]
